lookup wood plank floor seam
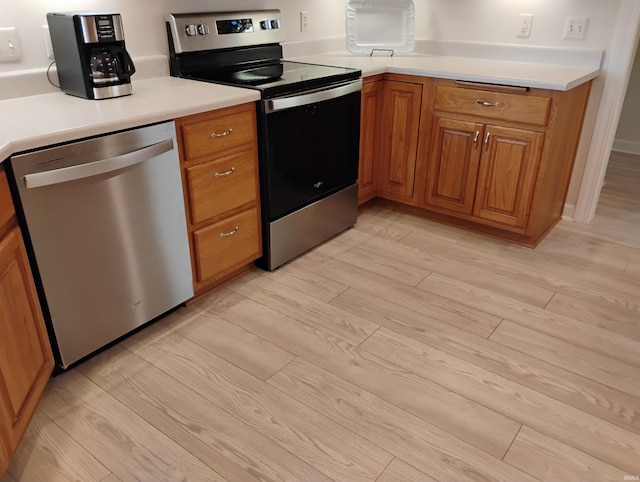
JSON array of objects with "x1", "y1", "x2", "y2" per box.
[{"x1": 501, "y1": 423, "x2": 524, "y2": 462}]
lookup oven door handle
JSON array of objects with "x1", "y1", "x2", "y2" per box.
[{"x1": 264, "y1": 79, "x2": 363, "y2": 113}]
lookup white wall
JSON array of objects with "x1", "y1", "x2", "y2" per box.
[
  {"x1": 614, "y1": 40, "x2": 640, "y2": 154},
  {"x1": 0, "y1": 0, "x2": 623, "y2": 74},
  {"x1": 414, "y1": 0, "x2": 620, "y2": 49},
  {"x1": 0, "y1": 0, "x2": 346, "y2": 73}
]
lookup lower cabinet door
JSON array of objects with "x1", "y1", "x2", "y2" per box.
[
  {"x1": 358, "y1": 80, "x2": 383, "y2": 205},
  {"x1": 425, "y1": 117, "x2": 484, "y2": 214},
  {"x1": 473, "y1": 125, "x2": 544, "y2": 229},
  {"x1": 378, "y1": 80, "x2": 423, "y2": 201},
  {"x1": 193, "y1": 207, "x2": 261, "y2": 282},
  {"x1": 0, "y1": 227, "x2": 54, "y2": 476}
]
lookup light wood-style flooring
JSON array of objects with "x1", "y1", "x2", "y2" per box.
[{"x1": 3, "y1": 151, "x2": 640, "y2": 482}]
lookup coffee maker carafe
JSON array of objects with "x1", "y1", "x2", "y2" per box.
[{"x1": 47, "y1": 13, "x2": 136, "y2": 100}]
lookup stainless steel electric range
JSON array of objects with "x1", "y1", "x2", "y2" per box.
[{"x1": 167, "y1": 10, "x2": 362, "y2": 270}]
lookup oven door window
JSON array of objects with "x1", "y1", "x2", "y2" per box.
[{"x1": 262, "y1": 90, "x2": 361, "y2": 220}]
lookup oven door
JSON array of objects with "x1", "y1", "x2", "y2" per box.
[{"x1": 260, "y1": 80, "x2": 362, "y2": 220}]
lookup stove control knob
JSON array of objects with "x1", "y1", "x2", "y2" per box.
[
  {"x1": 197, "y1": 24, "x2": 210, "y2": 35},
  {"x1": 185, "y1": 24, "x2": 198, "y2": 36},
  {"x1": 260, "y1": 20, "x2": 272, "y2": 30},
  {"x1": 271, "y1": 19, "x2": 280, "y2": 29}
]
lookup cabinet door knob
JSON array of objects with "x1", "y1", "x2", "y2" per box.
[
  {"x1": 472, "y1": 130, "x2": 481, "y2": 152},
  {"x1": 210, "y1": 128, "x2": 233, "y2": 138},
  {"x1": 476, "y1": 100, "x2": 500, "y2": 108},
  {"x1": 219, "y1": 226, "x2": 240, "y2": 238},
  {"x1": 483, "y1": 131, "x2": 491, "y2": 154},
  {"x1": 214, "y1": 167, "x2": 236, "y2": 178}
]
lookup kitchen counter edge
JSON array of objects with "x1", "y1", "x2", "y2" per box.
[{"x1": 0, "y1": 77, "x2": 261, "y2": 163}]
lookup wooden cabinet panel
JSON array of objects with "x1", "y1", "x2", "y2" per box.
[
  {"x1": 425, "y1": 117, "x2": 484, "y2": 214},
  {"x1": 358, "y1": 80, "x2": 383, "y2": 205},
  {"x1": 0, "y1": 431, "x2": 8, "y2": 476},
  {"x1": 378, "y1": 81, "x2": 423, "y2": 201},
  {"x1": 176, "y1": 103, "x2": 262, "y2": 295},
  {"x1": 435, "y1": 84, "x2": 551, "y2": 126},
  {"x1": 0, "y1": 227, "x2": 54, "y2": 474},
  {"x1": 0, "y1": 172, "x2": 14, "y2": 237},
  {"x1": 193, "y1": 207, "x2": 261, "y2": 282},
  {"x1": 473, "y1": 125, "x2": 544, "y2": 229},
  {"x1": 186, "y1": 151, "x2": 257, "y2": 224},
  {"x1": 363, "y1": 75, "x2": 590, "y2": 246},
  {"x1": 181, "y1": 109, "x2": 255, "y2": 163}
]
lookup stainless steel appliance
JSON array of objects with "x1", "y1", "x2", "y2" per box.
[
  {"x1": 167, "y1": 10, "x2": 361, "y2": 270},
  {"x1": 8, "y1": 122, "x2": 193, "y2": 369},
  {"x1": 47, "y1": 13, "x2": 136, "y2": 99}
]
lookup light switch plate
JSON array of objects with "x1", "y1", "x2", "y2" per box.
[
  {"x1": 564, "y1": 17, "x2": 588, "y2": 40},
  {"x1": 0, "y1": 27, "x2": 22, "y2": 62}
]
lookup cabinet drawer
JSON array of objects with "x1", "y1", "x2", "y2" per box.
[
  {"x1": 193, "y1": 207, "x2": 261, "y2": 282},
  {"x1": 186, "y1": 151, "x2": 257, "y2": 224},
  {"x1": 435, "y1": 85, "x2": 551, "y2": 126},
  {"x1": 181, "y1": 108, "x2": 256, "y2": 161}
]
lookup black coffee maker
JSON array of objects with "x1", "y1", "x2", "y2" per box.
[{"x1": 47, "y1": 13, "x2": 136, "y2": 100}]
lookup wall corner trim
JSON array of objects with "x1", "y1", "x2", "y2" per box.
[{"x1": 573, "y1": 0, "x2": 640, "y2": 224}]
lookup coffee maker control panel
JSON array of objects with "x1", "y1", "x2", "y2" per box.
[{"x1": 77, "y1": 14, "x2": 125, "y2": 44}]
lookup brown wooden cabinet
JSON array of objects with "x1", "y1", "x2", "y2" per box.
[
  {"x1": 425, "y1": 117, "x2": 484, "y2": 214},
  {"x1": 0, "y1": 169, "x2": 54, "y2": 477},
  {"x1": 358, "y1": 78, "x2": 383, "y2": 205},
  {"x1": 175, "y1": 103, "x2": 262, "y2": 296},
  {"x1": 377, "y1": 79, "x2": 424, "y2": 203},
  {"x1": 426, "y1": 119, "x2": 544, "y2": 230},
  {"x1": 418, "y1": 79, "x2": 591, "y2": 245},
  {"x1": 473, "y1": 125, "x2": 544, "y2": 229}
]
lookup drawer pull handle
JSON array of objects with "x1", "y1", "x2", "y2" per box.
[
  {"x1": 211, "y1": 128, "x2": 233, "y2": 138},
  {"x1": 472, "y1": 130, "x2": 480, "y2": 152},
  {"x1": 483, "y1": 132, "x2": 491, "y2": 154},
  {"x1": 476, "y1": 100, "x2": 500, "y2": 108},
  {"x1": 219, "y1": 226, "x2": 240, "y2": 238},
  {"x1": 214, "y1": 167, "x2": 236, "y2": 178}
]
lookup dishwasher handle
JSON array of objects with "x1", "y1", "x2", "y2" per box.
[
  {"x1": 23, "y1": 138, "x2": 174, "y2": 189},
  {"x1": 264, "y1": 79, "x2": 363, "y2": 114}
]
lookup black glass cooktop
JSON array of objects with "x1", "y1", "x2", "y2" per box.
[{"x1": 185, "y1": 61, "x2": 361, "y2": 99}]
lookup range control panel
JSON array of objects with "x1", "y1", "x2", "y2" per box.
[{"x1": 168, "y1": 10, "x2": 284, "y2": 52}]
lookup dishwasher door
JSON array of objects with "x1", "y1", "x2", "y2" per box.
[{"x1": 10, "y1": 121, "x2": 193, "y2": 368}]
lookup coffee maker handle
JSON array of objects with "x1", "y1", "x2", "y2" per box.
[{"x1": 110, "y1": 45, "x2": 136, "y2": 81}]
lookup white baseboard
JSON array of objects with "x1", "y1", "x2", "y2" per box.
[
  {"x1": 612, "y1": 139, "x2": 640, "y2": 155},
  {"x1": 562, "y1": 203, "x2": 576, "y2": 221}
]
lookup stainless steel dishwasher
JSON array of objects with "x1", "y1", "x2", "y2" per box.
[{"x1": 9, "y1": 121, "x2": 193, "y2": 369}]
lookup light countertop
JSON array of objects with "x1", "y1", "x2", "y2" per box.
[
  {"x1": 292, "y1": 53, "x2": 599, "y2": 91},
  {"x1": 0, "y1": 77, "x2": 260, "y2": 162},
  {"x1": 0, "y1": 53, "x2": 599, "y2": 163}
]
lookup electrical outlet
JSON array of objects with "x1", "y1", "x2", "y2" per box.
[
  {"x1": 517, "y1": 14, "x2": 533, "y2": 38},
  {"x1": 42, "y1": 25, "x2": 54, "y2": 60},
  {"x1": 0, "y1": 27, "x2": 22, "y2": 62},
  {"x1": 564, "y1": 17, "x2": 588, "y2": 40},
  {"x1": 300, "y1": 11, "x2": 309, "y2": 33}
]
